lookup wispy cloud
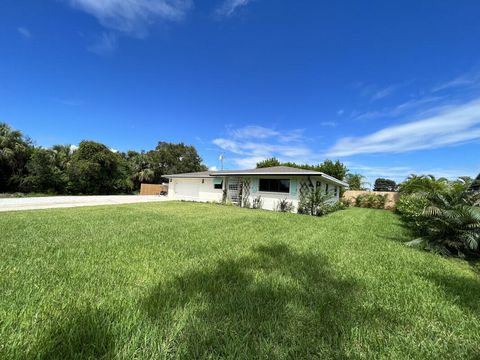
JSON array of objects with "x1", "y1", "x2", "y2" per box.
[
  {"x1": 369, "y1": 84, "x2": 399, "y2": 102},
  {"x1": 432, "y1": 70, "x2": 480, "y2": 92},
  {"x1": 69, "y1": 0, "x2": 192, "y2": 36},
  {"x1": 328, "y1": 99, "x2": 480, "y2": 157},
  {"x1": 353, "y1": 81, "x2": 406, "y2": 102},
  {"x1": 352, "y1": 95, "x2": 444, "y2": 121},
  {"x1": 17, "y1": 27, "x2": 31, "y2": 39},
  {"x1": 216, "y1": 0, "x2": 253, "y2": 17},
  {"x1": 213, "y1": 125, "x2": 314, "y2": 168},
  {"x1": 88, "y1": 32, "x2": 118, "y2": 55}
]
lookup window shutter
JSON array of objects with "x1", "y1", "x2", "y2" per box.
[
  {"x1": 290, "y1": 179, "x2": 297, "y2": 195},
  {"x1": 251, "y1": 177, "x2": 258, "y2": 193}
]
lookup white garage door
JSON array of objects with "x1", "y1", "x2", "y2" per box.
[{"x1": 175, "y1": 182, "x2": 200, "y2": 198}]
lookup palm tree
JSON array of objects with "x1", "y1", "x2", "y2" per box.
[
  {"x1": 0, "y1": 123, "x2": 31, "y2": 191},
  {"x1": 345, "y1": 173, "x2": 369, "y2": 190},
  {"x1": 417, "y1": 188, "x2": 480, "y2": 256}
]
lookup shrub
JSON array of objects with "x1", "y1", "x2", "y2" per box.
[
  {"x1": 397, "y1": 179, "x2": 480, "y2": 257},
  {"x1": 355, "y1": 193, "x2": 387, "y2": 209},
  {"x1": 276, "y1": 198, "x2": 295, "y2": 212},
  {"x1": 396, "y1": 194, "x2": 429, "y2": 234},
  {"x1": 252, "y1": 195, "x2": 263, "y2": 209},
  {"x1": 298, "y1": 187, "x2": 333, "y2": 215},
  {"x1": 316, "y1": 200, "x2": 349, "y2": 217}
]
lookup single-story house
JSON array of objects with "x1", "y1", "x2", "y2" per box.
[{"x1": 164, "y1": 166, "x2": 349, "y2": 211}]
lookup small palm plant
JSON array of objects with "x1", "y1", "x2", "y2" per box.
[{"x1": 407, "y1": 182, "x2": 480, "y2": 257}]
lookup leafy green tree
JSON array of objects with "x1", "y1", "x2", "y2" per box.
[
  {"x1": 67, "y1": 141, "x2": 132, "y2": 194},
  {"x1": 0, "y1": 123, "x2": 32, "y2": 192},
  {"x1": 21, "y1": 148, "x2": 67, "y2": 193},
  {"x1": 256, "y1": 158, "x2": 281, "y2": 168},
  {"x1": 256, "y1": 158, "x2": 348, "y2": 181},
  {"x1": 147, "y1": 142, "x2": 207, "y2": 182},
  {"x1": 317, "y1": 160, "x2": 348, "y2": 181},
  {"x1": 345, "y1": 173, "x2": 368, "y2": 190},
  {"x1": 373, "y1": 178, "x2": 397, "y2": 192}
]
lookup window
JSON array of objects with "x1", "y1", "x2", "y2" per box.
[
  {"x1": 213, "y1": 178, "x2": 223, "y2": 190},
  {"x1": 325, "y1": 183, "x2": 329, "y2": 195},
  {"x1": 259, "y1": 179, "x2": 290, "y2": 193},
  {"x1": 334, "y1": 186, "x2": 338, "y2": 196}
]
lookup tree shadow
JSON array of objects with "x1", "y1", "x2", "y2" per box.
[
  {"x1": 32, "y1": 307, "x2": 115, "y2": 360},
  {"x1": 142, "y1": 243, "x2": 397, "y2": 359},
  {"x1": 423, "y1": 272, "x2": 480, "y2": 317}
]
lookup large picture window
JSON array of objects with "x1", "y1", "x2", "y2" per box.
[{"x1": 259, "y1": 179, "x2": 290, "y2": 193}]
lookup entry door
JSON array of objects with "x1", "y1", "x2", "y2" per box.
[{"x1": 227, "y1": 178, "x2": 240, "y2": 203}]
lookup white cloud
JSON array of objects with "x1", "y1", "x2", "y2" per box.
[
  {"x1": 69, "y1": 0, "x2": 192, "y2": 36},
  {"x1": 69, "y1": 144, "x2": 79, "y2": 153},
  {"x1": 337, "y1": 109, "x2": 344, "y2": 116},
  {"x1": 216, "y1": 0, "x2": 253, "y2": 17},
  {"x1": 209, "y1": 166, "x2": 218, "y2": 171},
  {"x1": 231, "y1": 125, "x2": 279, "y2": 139},
  {"x1": 328, "y1": 99, "x2": 480, "y2": 157},
  {"x1": 17, "y1": 27, "x2": 31, "y2": 39},
  {"x1": 213, "y1": 125, "x2": 314, "y2": 168},
  {"x1": 88, "y1": 32, "x2": 118, "y2": 55}
]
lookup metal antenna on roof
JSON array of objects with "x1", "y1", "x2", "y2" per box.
[{"x1": 219, "y1": 152, "x2": 224, "y2": 170}]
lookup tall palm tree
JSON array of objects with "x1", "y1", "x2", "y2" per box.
[{"x1": 0, "y1": 123, "x2": 31, "y2": 191}]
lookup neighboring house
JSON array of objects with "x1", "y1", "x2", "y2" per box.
[{"x1": 164, "y1": 166, "x2": 348, "y2": 211}]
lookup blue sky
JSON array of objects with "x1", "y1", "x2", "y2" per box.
[{"x1": 1, "y1": 0, "x2": 480, "y2": 183}]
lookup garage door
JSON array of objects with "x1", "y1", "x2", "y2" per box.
[{"x1": 175, "y1": 182, "x2": 200, "y2": 198}]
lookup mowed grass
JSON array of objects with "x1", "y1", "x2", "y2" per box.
[{"x1": 1, "y1": 203, "x2": 479, "y2": 359}]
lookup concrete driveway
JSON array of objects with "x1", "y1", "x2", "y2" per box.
[{"x1": 0, "y1": 195, "x2": 170, "y2": 212}]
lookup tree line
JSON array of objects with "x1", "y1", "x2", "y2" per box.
[{"x1": 0, "y1": 123, "x2": 207, "y2": 194}]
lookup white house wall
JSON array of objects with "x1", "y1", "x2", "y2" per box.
[
  {"x1": 245, "y1": 176, "x2": 340, "y2": 212},
  {"x1": 168, "y1": 178, "x2": 223, "y2": 202},
  {"x1": 168, "y1": 176, "x2": 341, "y2": 212}
]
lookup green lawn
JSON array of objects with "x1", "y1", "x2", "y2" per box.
[{"x1": 1, "y1": 203, "x2": 479, "y2": 359}]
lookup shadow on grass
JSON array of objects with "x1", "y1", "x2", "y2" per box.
[
  {"x1": 142, "y1": 243, "x2": 397, "y2": 359},
  {"x1": 33, "y1": 308, "x2": 115, "y2": 360},
  {"x1": 425, "y1": 272, "x2": 480, "y2": 317}
]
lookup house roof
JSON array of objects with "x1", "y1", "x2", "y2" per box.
[
  {"x1": 164, "y1": 171, "x2": 211, "y2": 178},
  {"x1": 164, "y1": 166, "x2": 348, "y2": 187}
]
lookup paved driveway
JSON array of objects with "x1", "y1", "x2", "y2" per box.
[{"x1": 0, "y1": 195, "x2": 170, "y2": 212}]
